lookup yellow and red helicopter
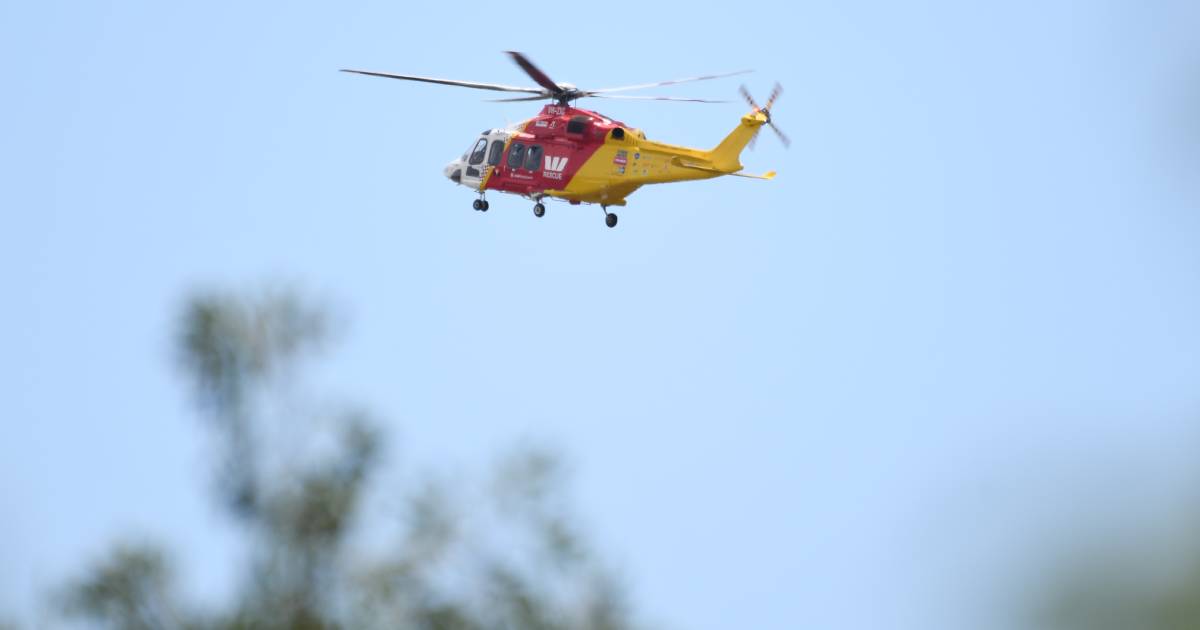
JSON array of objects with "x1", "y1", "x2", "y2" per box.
[{"x1": 343, "y1": 52, "x2": 786, "y2": 228}]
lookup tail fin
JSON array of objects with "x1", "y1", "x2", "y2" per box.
[{"x1": 707, "y1": 110, "x2": 768, "y2": 172}]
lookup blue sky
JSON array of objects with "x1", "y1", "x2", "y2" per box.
[{"x1": 3, "y1": 1, "x2": 1200, "y2": 628}]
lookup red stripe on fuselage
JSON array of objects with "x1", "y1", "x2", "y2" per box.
[{"x1": 483, "y1": 105, "x2": 624, "y2": 197}]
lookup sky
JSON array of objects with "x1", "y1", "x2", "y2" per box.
[{"x1": 2, "y1": 1, "x2": 1200, "y2": 628}]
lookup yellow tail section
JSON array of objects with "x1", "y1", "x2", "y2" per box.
[{"x1": 706, "y1": 110, "x2": 769, "y2": 172}]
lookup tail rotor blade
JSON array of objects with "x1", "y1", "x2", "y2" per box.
[
  {"x1": 764, "y1": 82, "x2": 783, "y2": 111},
  {"x1": 739, "y1": 85, "x2": 761, "y2": 111},
  {"x1": 768, "y1": 122, "x2": 791, "y2": 148}
]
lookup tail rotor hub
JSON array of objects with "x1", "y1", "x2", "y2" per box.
[{"x1": 740, "y1": 82, "x2": 790, "y2": 149}]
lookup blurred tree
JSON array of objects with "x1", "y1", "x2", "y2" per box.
[
  {"x1": 60, "y1": 288, "x2": 642, "y2": 630},
  {"x1": 60, "y1": 544, "x2": 186, "y2": 630},
  {"x1": 1036, "y1": 530, "x2": 1200, "y2": 630}
]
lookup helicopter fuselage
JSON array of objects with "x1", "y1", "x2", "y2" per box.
[{"x1": 444, "y1": 104, "x2": 769, "y2": 208}]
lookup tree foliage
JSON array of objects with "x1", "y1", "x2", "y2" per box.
[
  {"x1": 1037, "y1": 546, "x2": 1200, "y2": 630},
  {"x1": 60, "y1": 288, "x2": 641, "y2": 630}
]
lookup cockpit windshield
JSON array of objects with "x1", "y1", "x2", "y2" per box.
[{"x1": 467, "y1": 138, "x2": 488, "y2": 165}]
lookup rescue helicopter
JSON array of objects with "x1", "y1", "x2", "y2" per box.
[{"x1": 342, "y1": 52, "x2": 786, "y2": 228}]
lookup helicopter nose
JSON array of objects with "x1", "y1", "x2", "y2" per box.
[{"x1": 444, "y1": 160, "x2": 463, "y2": 184}]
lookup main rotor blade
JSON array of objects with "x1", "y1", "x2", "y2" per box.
[
  {"x1": 485, "y1": 94, "x2": 554, "y2": 102},
  {"x1": 739, "y1": 85, "x2": 761, "y2": 111},
  {"x1": 504, "y1": 51, "x2": 563, "y2": 96},
  {"x1": 587, "y1": 69, "x2": 753, "y2": 94},
  {"x1": 589, "y1": 94, "x2": 729, "y2": 103},
  {"x1": 340, "y1": 69, "x2": 543, "y2": 94},
  {"x1": 768, "y1": 121, "x2": 791, "y2": 147}
]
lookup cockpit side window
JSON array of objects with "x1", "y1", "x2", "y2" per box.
[
  {"x1": 524, "y1": 145, "x2": 543, "y2": 171},
  {"x1": 507, "y1": 142, "x2": 527, "y2": 169},
  {"x1": 487, "y1": 140, "x2": 505, "y2": 166},
  {"x1": 468, "y1": 138, "x2": 488, "y2": 165}
]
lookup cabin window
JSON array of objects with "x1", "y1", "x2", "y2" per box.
[
  {"x1": 487, "y1": 140, "x2": 505, "y2": 166},
  {"x1": 468, "y1": 138, "x2": 488, "y2": 165},
  {"x1": 566, "y1": 116, "x2": 588, "y2": 134},
  {"x1": 507, "y1": 142, "x2": 526, "y2": 168},
  {"x1": 524, "y1": 145, "x2": 544, "y2": 171}
]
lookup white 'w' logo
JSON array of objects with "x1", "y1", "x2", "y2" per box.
[{"x1": 544, "y1": 156, "x2": 569, "y2": 172}]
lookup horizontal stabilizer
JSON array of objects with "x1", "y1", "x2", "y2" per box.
[
  {"x1": 729, "y1": 169, "x2": 776, "y2": 180},
  {"x1": 674, "y1": 158, "x2": 776, "y2": 181}
]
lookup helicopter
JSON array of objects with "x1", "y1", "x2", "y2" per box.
[{"x1": 342, "y1": 52, "x2": 786, "y2": 228}]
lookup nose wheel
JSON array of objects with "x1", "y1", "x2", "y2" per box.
[{"x1": 473, "y1": 198, "x2": 489, "y2": 212}]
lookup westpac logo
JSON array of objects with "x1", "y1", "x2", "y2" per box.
[{"x1": 543, "y1": 155, "x2": 569, "y2": 179}]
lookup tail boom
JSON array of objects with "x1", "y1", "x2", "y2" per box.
[{"x1": 706, "y1": 110, "x2": 769, "y2": 172}]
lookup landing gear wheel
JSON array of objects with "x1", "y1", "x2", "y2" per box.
[
  {"x1": 472, "y1": 199, "x2": 483, "y2": 211},
  {"x1": 533, "y1": 203, "x2": 545, "y2": 218},
  {"x1": 480, "y1": 200, "x2": 489, "y2": 212},
  {"x1": 605, "y1": 213, "x2": 618, "y2": 228}
]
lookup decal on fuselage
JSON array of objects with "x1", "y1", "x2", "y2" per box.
[{"x1": 544, "y1": 156, "x2": 569, "y2": 179}]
